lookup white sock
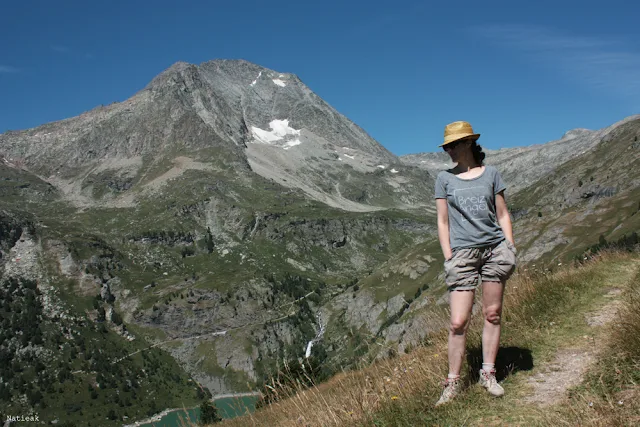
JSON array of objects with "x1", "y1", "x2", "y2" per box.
[{"x1": 482, "y1": 363, "x2": 495, "y2": 372}]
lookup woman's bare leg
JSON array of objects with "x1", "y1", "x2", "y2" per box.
[
  {"x1": 448, "y1": 290, "x2": 475, "y2": 375},
  {"x1": 481, "y1": 281, "x2": 505, "y2": 365}
]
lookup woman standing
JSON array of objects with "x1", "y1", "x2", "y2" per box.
[{"x1": 434, "y1": 121, "x2": 517, "y2": 406}]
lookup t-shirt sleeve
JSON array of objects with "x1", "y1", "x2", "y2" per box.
[
  {"x1": 434, "y1": 172, "x2": 447, "y2": 199},
  {"x1": 493, "y1": 167, "x2": 507, "y2": 195}
]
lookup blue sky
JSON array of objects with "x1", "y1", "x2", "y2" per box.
[{"x1": 1, "y1": 0, "x2": 639, "y2": 156}]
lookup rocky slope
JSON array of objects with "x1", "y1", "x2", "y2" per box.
[{"x1": 508, "y1": 116, "x2": 640, "y2": 262}]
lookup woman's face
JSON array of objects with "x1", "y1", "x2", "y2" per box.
[{"x1": 442, "y1": 138, "x2": 469, "y2": 161}]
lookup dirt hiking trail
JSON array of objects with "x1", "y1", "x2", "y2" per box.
[{"x1": 523, "y1": 261, "x2": 638, "y2": 407}]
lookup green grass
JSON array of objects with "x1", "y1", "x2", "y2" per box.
[
  {"x1": 358, "y1": 237, "x2": 445, "y2": 302},
  {"x1": 194, "y1": 341, "x2": 223, "y2": 374},
  {"x1": 508, "y1": 119, "x2": 640, "y2": 263},
  {"x1": 518, "y1": 186, "x2": 640, "y2": 267}
]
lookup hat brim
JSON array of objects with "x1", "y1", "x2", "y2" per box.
[{"x1": 439, "y1": 133, "x2": 480, "y2": 147}]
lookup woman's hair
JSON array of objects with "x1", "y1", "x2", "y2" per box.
[{"x1": 470, "y1": 139, "x2": 485, "y2": 166}]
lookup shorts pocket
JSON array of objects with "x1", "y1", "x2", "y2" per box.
[
  {"x1": 443, "y1": 249, "x2": 459, "y2": 271},
  {"x1": 443, "y1": 256, "x2": 454, "y2": 274},
  {"x1": 443, "y1": 253, "x2": 459, "y2": 284},
  {"x1": 482, "y1": 242, "x2": 516, "y2": 282}
]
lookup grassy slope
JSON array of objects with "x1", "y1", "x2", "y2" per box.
[
  {"x1": 368, "y1": 255, "x2": 640, "y2": 427},
  {"x1": 216, "y1": 252, "x2": 640, "y2": 426},
  {"x1": 510, "y1": 119, "x2": 640, "y2": 265},
  {"x1": 34, "y1": 167, "x2": 433, "y2": 295}
]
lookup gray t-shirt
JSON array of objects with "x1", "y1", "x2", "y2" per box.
[{"x1": 434, "y1": 165, "x2": 507, "y2": 250}]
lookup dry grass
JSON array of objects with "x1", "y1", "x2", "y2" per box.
[
  {"x1": 216, "y1": 335, "x2": 449, "y2": 426},
  {"x1": 204, "y1": 251, "x2": 639, "y2": 427}
]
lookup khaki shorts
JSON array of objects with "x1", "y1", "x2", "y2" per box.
[{"x1": 444, "y1": 239, "x2": 517, "y2": 291}]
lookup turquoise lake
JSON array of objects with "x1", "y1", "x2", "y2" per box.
[{"x1": 138, "y1": 395, "x2": 258, "y2": 427}]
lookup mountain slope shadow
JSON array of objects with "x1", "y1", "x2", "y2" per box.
[{"x1": 466, "y1": 346, "x2": 534, "y2": 382}]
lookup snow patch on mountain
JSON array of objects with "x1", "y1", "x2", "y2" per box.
[
  {"x1": 250, "y1": 119, "x2": 301, "y2": 149},
  {"x1": 272, "y1": 79, "x2": 286, "y2": 87},
  {"x1": 250, "y1": 71, "x2": 263, "y2": 87},
  {"x1": 283, "y1": 140, "x2": 302, "y2": 150}
]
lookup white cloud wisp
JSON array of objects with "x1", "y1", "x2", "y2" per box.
[
  {"x1": 475, "y1": 24, "x2": 640, "y2": 100},
  {"x1": 0, "y1": 65, "x2": 20, "y2": 73}
]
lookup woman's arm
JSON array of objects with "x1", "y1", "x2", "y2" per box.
[
  {"x1": 436, "y1": 198, "x2": 452, "y2": 260},
  {"x1": 495, "y1": 191, "x2": 514, "y2": 245}
]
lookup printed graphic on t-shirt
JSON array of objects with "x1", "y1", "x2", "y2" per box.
[{"x1": 453, "y1": 187, "x2": 490, "y2": 223}]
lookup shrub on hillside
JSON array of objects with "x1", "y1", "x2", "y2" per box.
[
  {"x1": 577, "y1": 231, "x2": 639, "y2": 262},
  {"x1": 199, "y1": 401, "x2": 222, "y2": 424}
]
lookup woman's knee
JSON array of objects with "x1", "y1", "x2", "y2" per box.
[
  {"x1": 483, "y1": 305, "x2": 502, "y2": 325},
  {"x1": 450, "y1": 316, "x2": 470, "y2": 334}
]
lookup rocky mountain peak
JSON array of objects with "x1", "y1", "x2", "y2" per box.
[
  {"x1": 0, "y1": 59, "x2": 421, "y2": 212},
  {"x1": 560, "y1": 128, "x2": 593, "y2": 140},
  {"x1": 201, "y1": 59, "x2": 296, "y2": 84},
  {"x1": 143, "y1": 61, "x2": 195, "y2": 90}
]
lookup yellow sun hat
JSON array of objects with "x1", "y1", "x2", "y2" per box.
[{"x1": 440, "y1": 121, "x2": 480, "y2": 147}]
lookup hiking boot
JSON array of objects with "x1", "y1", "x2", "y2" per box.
[
  {"x1": 435, "y1": 377, "x2": 461, "y2": 406},
  {"x1": 479, "y1": 368, "x2": 504, "y2": 397}
]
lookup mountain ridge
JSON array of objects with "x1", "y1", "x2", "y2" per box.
[
  {"x1": 0, "y1": 59, "x2": 423, "y2": 213},
  {"x1": 400, "y1": 114, "x2": 640, "y2": 194}
]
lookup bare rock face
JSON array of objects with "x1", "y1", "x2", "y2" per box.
[
  {"x1": 340, "y1": 290, "x2": 387, "y2": 334},
  {"x1": 3, "y1": 232, "x2": 43, "y2": 282},
  {"x1": 329, "y1": 289, "x2": 409, "y2": 338},
  {"x1": 390, "y1": 259, "x2": 430, "y2": 280}
]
